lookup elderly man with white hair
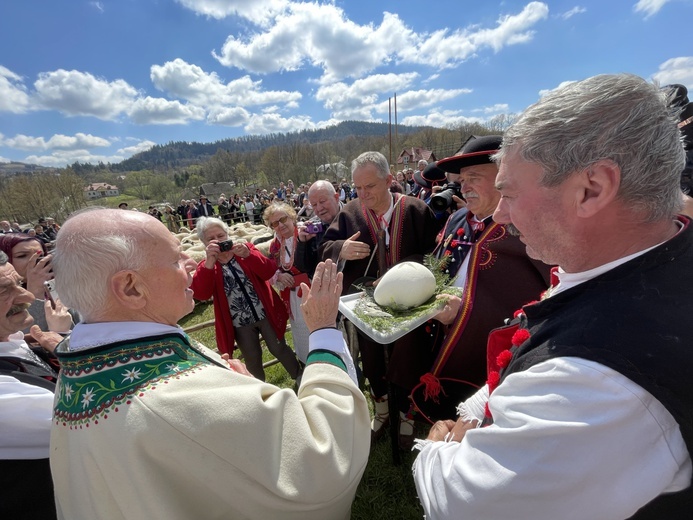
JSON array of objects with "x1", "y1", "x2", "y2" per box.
[
  {"x1": 295, "y1": 180, "x2": 343, "y2": 278},
  {"x1": 49, "y1": 208, "x2": 369, "y2": 520}
]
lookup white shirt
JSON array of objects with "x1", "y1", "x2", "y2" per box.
[
  {"x1": 0, "y1": 332, "x2": 54, "y2": 459},
  {"x1": 413, "y1": 240, "x2": 692, "y2": 520}
]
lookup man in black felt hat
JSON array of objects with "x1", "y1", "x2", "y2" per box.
[
  {"x1": 410, "y1": 135, "x2": 552, "y2": 423},
  {"x1": 413, "y1": 162, "x2": 446, "y2": 202},
  {"x1": 197, "y1": 195, "x2": 215, "y2": 217}
]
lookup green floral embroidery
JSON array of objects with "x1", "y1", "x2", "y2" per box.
[{"x1": 54, "y1": 336, "x2": 213, "y2": 428}]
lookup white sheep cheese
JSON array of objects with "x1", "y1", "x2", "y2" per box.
[{"x1": 373, "y1": 261, "x2": 436, "y2": 310}]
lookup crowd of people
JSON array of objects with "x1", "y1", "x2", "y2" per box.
[
  {"x1": 134, "y1": 179, "x2": 356, "y2": 233},
  {"x1": 2, "y1": 73, "x2": 692, "y2": 519}
]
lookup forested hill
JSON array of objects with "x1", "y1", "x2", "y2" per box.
[{"x1": 112, "y1": 121, "x2": 429, "y2": 172}]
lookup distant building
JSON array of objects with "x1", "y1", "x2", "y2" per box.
[
  {"x1": 316, "y1": 160, "x2": 348, "y2": 179},
  {"x1": 396, "y1": 147, "x2": 436, "y2": 168},
  {"x1": 84, "y1": 182, "x2": 120, "y2": 200},
  {"x1": 200, "y1": 182, "x2": 235, "y2": 202}
]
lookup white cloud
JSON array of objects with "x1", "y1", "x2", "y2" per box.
[
  {"x1": 34, "y1": 69, "x2": 139, "y2": 120},
  {"x1": 467, "y1": 2, "x2": 550, "y2": 54},
  {"x1": 128, "y1": 96, "x2": 206, "y2": 125},
  {"x1": 316, "y1": 73, "x2": 419, "y2": 119},
  {"x1": 401, "y1": 110, "x2": 485, "y2": 128},
  {"x1": 0, "y1": 66, "x2": 31, "y2": 113},
  {"x1": 1, "y1": 132, "x2": 111, "y2": 152},
  {"x1": 214, "y1": 2, "x2": 406, "y2": 82},
  {"x1": 652, "y1": 57, "x2": 693, "y2": 87},
  {"x1": 90, "y1": 2, "x2": 104, "y2": 13},
  {"x1": 244, "y1": 112, "x2": 316, "y2": 134},
  {"x1": 213, "y1": 2, "x2": 548, "y2": 83},
  {"x1": 539, "y1": 80, "x2": 577, "y2": 97},
  {"x1": 560, "y1": 6, "x2": 587, "y2": 20},
  {"x1": 401, "y1": 2, "x2": 549, "y2": 68},
  {"x1": 175, "y1": 0, "x2": 288, "y2": 24},
  {"x1": 634, "y1": 0, "x2": 672, "y2": 18},
  {"x1": 116, "y1": 140, "x2": 156, "y2": 156},
  {"x1": 150, "y1": 58, "x2": 302, "y2": 108},
  {"x1": 207, "y1": 106, "x2": 251, "y2": 126},
  {"x1": 0, "y1": 134, "x2": 45, "y2": 151},
  {"x1": 373, "y1": 88, "x2": 472, "y2": 115},
  {"x1": 0, "y1": 156, "x2": 11, "y2": 163},
  {"x1": 48, "y1": 133, "x2": 111, "y2": 150},
  {"x1": 24, "y1": 149, "x2": 126, "y2": 168},
  {"x1": 471, "y1": 103, "x2": 511, "y2": 114},
  {"x1": 20, "y1": 139, "x2": 156, "y2": 168}
]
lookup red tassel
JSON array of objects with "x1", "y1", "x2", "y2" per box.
[
  {"x1": 420, "y1": 373, "x2": 444, "y2": 403},
  {"x1": 484, "y1": 402, "x2": 492, "y2": 419},
  {"x1": 511, "y1": 328, "x2": 530, "y2": 346},
  {"x1": 487, "y1": 370, "x2": 500, "y2": 393},
  {"x1": 496, "y1": 349, "x2": 513, "y2": 369}
]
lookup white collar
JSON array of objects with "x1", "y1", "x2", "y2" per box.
[
  {"x1": 552, "y1": 221, "x2": 684, "y2": 296},
  {"x1": 68, "y1": 321, "x2": 186, "y2": 351}
]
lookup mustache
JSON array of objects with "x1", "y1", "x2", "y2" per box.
[
  {"x1": 505, "y1": 224, "x2": 521, "y2": 236},
  {"x1": 6, "y1": 303, "x2": 30, "y2": 318}
]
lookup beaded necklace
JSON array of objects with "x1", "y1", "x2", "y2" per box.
[{"x1": 278, "y1": 226, "x2": 298, "y2": 271}]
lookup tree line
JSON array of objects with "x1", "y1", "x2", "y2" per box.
[{"x1": 0, "y1": 116, "x2": 516, "y2": 224}]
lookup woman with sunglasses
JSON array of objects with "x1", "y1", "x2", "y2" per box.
[
  {"x1": 264, "y1": 203, "x2": 312, "y2": 365},
  {"x1": 190, "y1": 217, "x2": 300, "y2": 381}
]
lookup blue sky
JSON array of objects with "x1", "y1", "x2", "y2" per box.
[{"x1": 1, "y1": 0, "x2": 692, "y2": 167}]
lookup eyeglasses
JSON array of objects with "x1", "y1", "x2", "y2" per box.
[{"x1": 269, "y1": 215, "x2": 290, "y2": 228}]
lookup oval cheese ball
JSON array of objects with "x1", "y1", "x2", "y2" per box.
[{"x1": 374, "y1": 261, "x2": 436, "y2": 309}]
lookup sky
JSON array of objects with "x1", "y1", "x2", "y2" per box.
[{"x1": 1, "y1": 0, "x2": 692, "y2": 168}]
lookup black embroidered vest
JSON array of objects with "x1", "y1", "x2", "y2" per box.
[{"x1": 503, "y1": 222, "x2": 693, "y2": 519}]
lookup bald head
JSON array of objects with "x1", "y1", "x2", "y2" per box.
[{"x1": 54, "y1": 209, "x2": 193, "y2": 324}]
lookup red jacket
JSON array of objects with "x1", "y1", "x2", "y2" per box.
[{"x1": 190, "y1": 243, "x2": 288, "y2": 356}]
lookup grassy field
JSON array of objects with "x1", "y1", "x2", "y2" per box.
[{"x1": 178, "y1": 301, "x2": 426, "y2": 519}]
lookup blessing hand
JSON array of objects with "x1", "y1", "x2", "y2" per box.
[{"x1": 300, "y1": 259, "x2": 343, "y2": 332}]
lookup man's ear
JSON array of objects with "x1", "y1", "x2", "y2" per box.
[
  {"x1": 110, "y1": 270, "x2": 147, "y2": 310},
  {"x1": 575, "y1": 160, "x2": 621, "y2": 218}
]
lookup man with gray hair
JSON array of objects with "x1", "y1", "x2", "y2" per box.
[
  {"x1": 49, "y1": 208, "x2": 369, "y2": 520},
  {"x1": 321, "y1": 151, "x2": 441, "y2": 449},
  {"x1": 295, "y1": 180, "x2": 342, "y2": 278},
  {"x1": 414, "y1": 74, "x2": 692, "y2": 518}
]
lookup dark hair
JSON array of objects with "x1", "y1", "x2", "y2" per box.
[{"x1": 0, "y1": 234, "x2": 46, "y2": 262}]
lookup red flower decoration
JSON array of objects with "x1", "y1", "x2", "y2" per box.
[
  {"x1": 511, "y1": 328, "x2": 530, "y2": 346},
  {"x1": 443, "y1": 250, "x2": 452, "y2": 256},
  {"x1": 496, "y1": 349, "x2": 513, "y2": 369},
  {"x1": 450, "y1": 240, "x2": 459, "y2": 248},
  {"x1": 456, "y1": 228, "x2": 464, "y2": 236},
  {"x1": 487, "y1": 370, "x2": 500, "y2": 392}
]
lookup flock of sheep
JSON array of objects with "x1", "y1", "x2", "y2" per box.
[{"x1": 175, "y1": 222, "x2": 275, "y2": 263}]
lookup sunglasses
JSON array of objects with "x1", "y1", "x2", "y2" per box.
[{"x1": 269, "y1": 215, "x2": 290, "y2": 228}]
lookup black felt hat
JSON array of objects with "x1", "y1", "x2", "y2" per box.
[
  {"x1": 437, "y1": 135, "x2": 503, "y2": 173},
  {"x1": 413, "y1": 162, "x2": 447, "y2": 189}
]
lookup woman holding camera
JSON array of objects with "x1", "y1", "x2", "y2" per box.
[
  {"x1": 264, "y1": 203, "x2": 312, "y2": 364},
  {"x1": 190, "y1": 216, "x2": 300, "y2": 381}
]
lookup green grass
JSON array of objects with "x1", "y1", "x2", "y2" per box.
[{"x1": 178, "y1": 301, "x2": 425, "y2": 519}]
